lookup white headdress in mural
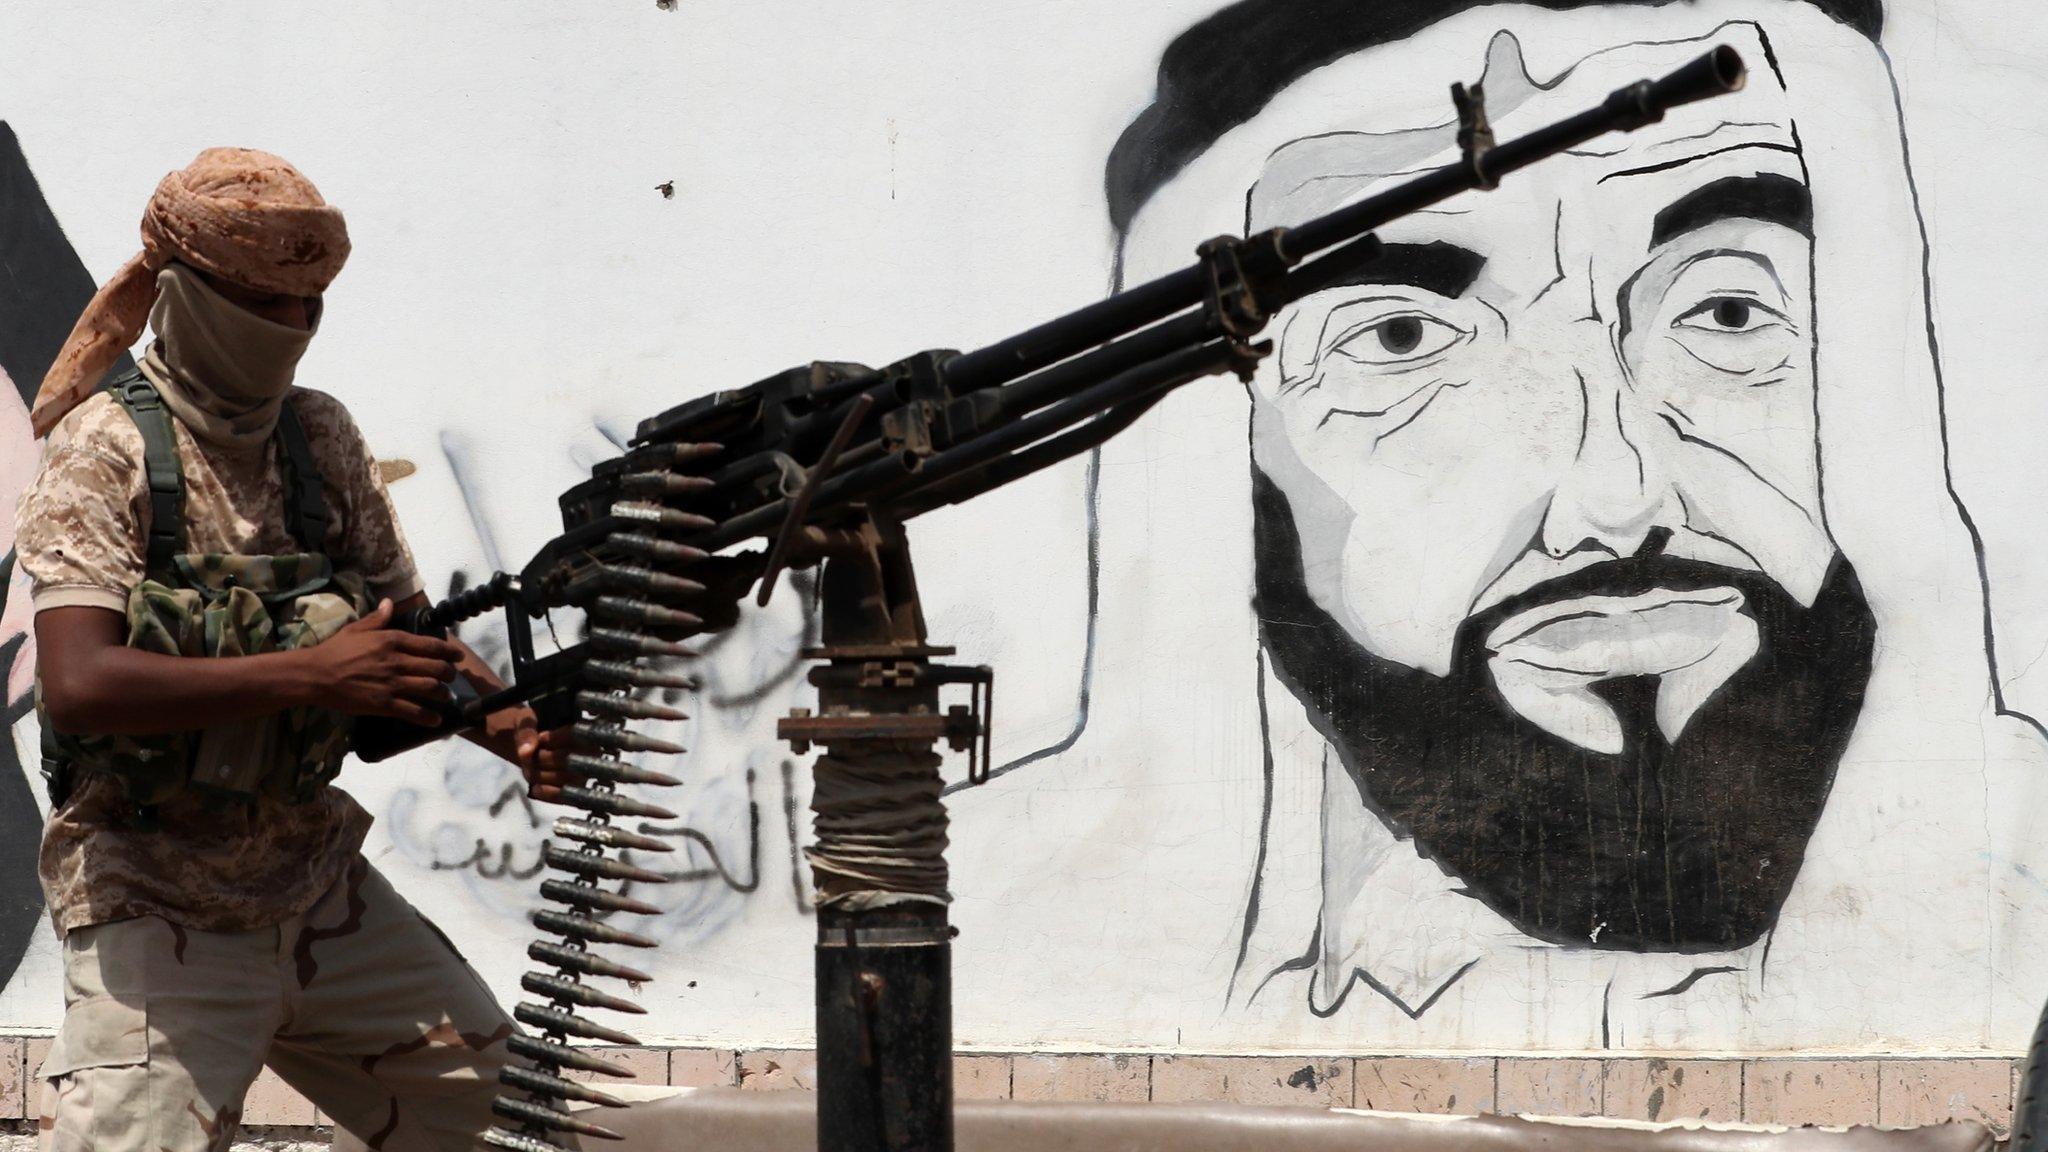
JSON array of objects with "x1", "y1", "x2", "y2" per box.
[{"x1": 953, "y1": 0, "x2": 2048, "y2": 1052}]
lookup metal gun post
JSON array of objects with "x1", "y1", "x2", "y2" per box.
[{"x1": 778, "y1": 516, "x2": 985, "y2": 1152}]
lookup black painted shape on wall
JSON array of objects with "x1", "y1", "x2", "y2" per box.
[
  {"x1": 1103, "y1": 0, "x2": 1884, "y2": 232},
  {"x1": 0, "y1": 632, "x2": 36, "y2": 989},
  {"x1": 1251, "y1": 468, "x2": 1877, "y2": 954},
  {"x1": 0, "y1": 120, "x2": 132, "y2": 405},
  {"x1": 0, "y1": 119, "x2": 125, "y2": 988}
]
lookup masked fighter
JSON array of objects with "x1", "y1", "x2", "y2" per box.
[
  {"x1": 955, "y1": 0, "x2": 2048, "y2": 1053},
  {"x1": 18, "y1": 149, "x2": 577, "y2": 1151}
]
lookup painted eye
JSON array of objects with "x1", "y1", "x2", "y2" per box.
[
  {"x1": 1673, "y1": 296, "x2": 1786, "y2": 334},
  {"x1": 1327, "y1": 313, "x2": 1465, "y2": 366}
]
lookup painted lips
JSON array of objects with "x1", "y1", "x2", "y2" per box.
[
  {"x1": 1482, "y1": 584, "x2": 1763, "y2": 749},
  {"x1": 1485, "y1": 585, "x2": 1750, "y2": 677}
]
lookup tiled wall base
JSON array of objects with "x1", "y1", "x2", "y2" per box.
[{"x1": 0, "y1": 1039, "x2": 2022, "y2": 1138}]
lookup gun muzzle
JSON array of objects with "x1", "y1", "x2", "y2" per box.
[
  {"x1": 1652, "y1": 45, "x2": 1746, "y2": 108},
  {"x1": 1622, "y1": 46, "x2": 1746, "y2": 126}
]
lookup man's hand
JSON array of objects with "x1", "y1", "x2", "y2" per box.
[
  {"x1": 510, "y1": 708, "x2": 582, "y2": 802},
  {"x1": 299, "y1": 598, "x2": 464, "y2": 726},
  {"x1": 429, "y1": 606, "x2": 589, "y2": 799}
]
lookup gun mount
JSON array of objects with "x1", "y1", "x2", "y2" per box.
[{"x1": 350, "y1": 47, "x2": 1747, "y2": 1152}]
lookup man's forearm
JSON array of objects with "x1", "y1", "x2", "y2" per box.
[
  {"x1": 42, "y1": 644, "x2": 322, "y2": 735},
  {"x1": 38, "y1": 599, "x2": 466, "y2": 737}
]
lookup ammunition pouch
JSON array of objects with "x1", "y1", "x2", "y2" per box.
[
  {"x1": 40, "y1": 749, "x2": 74, "y2": 810},
  {"x1": 35, "y1": 369, "x2": 365, "y2": 815},
  {"x1": 38, "y1": 552, "x2": 371, "y2": 810}
]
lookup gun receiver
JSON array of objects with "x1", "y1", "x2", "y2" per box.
[
  {"x1": 344, "y1": 48, "x2": 1746, "y2": 1152},
  {"x1": 357, "y1": 46, "x2": 1745, "y2": 764}
]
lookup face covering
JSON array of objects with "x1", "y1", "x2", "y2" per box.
[
  {"x1": 141, "y1": 264, "x2": 320, "y2": 450},
  {"x1": 31, "y1": 146, "x2": 349, "y2": 438}
]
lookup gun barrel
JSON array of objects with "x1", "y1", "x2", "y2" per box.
[
  {"x1": 1645, "y1": 44, "x2": 1746, "y2": 114},
  {"x1": 951, "y1": 48, "x2": 1743, "y2": 391},
  {"x1": 1290, "y1": 47, "x2": 1742, "y2": 253},
  {"x1": 941, "y1": 262, "x2": 1210, "y2": 395},
  {"x1": 693, "y1": 331, "x2": 1239, "y2": 554},
  {"x1": 422, "y1": 48, "x2": 1751, "y2": 678},
  {"x1": 892, "y1": 337, "x2": 1251, "y2": 508}
]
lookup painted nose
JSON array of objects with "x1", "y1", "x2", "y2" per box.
[{"x1": 1540, "y1": 367, "x2": 1674, "y2": 559}]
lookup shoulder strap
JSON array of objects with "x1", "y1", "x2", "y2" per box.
[
  {"x1": 107, "y1": 369, "x2": 185, "y2": 578},
  {"x1": 274, "y1": 398, "x2": 332, "y2": 555}
]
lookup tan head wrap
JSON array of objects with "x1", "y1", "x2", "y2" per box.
[{"x1": 29, "y1": 147, "x2": 349, "y2": 437}]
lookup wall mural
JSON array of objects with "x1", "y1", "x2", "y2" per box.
[
  {"x1": 0, "y1": 121, "x2": 107, "y2": 992},
  {"x1": 992, "y1": 0, "x2": 2048, "y2": 1049},
  {"x1": 1153, "y1": 0, "x2": 1915, "y2": 1015},
  {"x1": 2, "y1": 0, "x2": 2046, "y2": 1056}
]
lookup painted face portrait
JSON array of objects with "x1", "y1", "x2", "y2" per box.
[
  {"x1": 1243, "y1": 24, "x2": 1871, "y2": 951},
  {"x1": 1094, "y1": 0, "x2": 2023, "y2": 1009}
]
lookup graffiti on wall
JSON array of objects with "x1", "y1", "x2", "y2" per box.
[{"x1": 378, "y1": 560, "x2": 820, "y2": 944}]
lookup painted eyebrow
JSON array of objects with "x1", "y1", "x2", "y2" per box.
[
  {"x1": 1317, "y1": 241, "x2": 1486, "y2": 299},
  {"x1": 1649, "y1": 173, "x2": 1812, "y2": 248}
]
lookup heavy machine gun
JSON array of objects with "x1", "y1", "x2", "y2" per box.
[{"x1": 351, "y1": 46, "x2": 1748, "y2": 1152}]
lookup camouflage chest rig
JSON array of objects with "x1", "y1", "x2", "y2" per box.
[{"x1": 38, "y1": 369, "x2": 373, "y2": 822}]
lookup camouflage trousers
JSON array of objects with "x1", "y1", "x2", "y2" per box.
[{"x1": 38, "y1": 857, "x2": 518, "y2": 1152}]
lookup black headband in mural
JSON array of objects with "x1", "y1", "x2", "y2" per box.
[
  {"x1": 1103, "y1": 0, "x2": 1886, "y2": 233},
  {"x1": 0, "y1": 122, "x2": 134, "y2": 408}
]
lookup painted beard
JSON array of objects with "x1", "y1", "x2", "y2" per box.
[{"x1": 1250, "y1": 469, "x2": 1876, "y2": 952}]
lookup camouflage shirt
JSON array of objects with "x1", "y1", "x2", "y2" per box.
[{"x1": 17, "y1": 387, "x2": 422, "y2": 936}]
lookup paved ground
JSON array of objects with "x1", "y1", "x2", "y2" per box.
[{"x1": 0, "y1": 1127, "x2": 327, "y2": 1151}]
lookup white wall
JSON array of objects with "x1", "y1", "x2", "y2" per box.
[{"x1": 2, "y1": 0, "x2": 2047, "y2": 1057}]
